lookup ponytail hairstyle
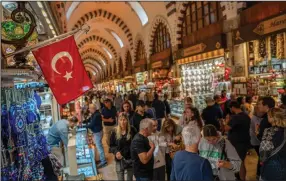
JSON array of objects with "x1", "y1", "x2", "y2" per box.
[{"x1": 203, "y1": 124, "x2": 218, "y2": 137}]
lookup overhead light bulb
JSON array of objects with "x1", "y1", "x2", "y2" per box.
[
  {"x1": 37, "y1": 2, "x2": 43, "y2": 9},
  {"x1": 46, "y1": 18, "x2": 51, "y2": 24},
  {"x1": 42, "y1": 10, "x2": 47, "y2": 17}
]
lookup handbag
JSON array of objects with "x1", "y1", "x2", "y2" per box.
[
  {"x1": 48, "y1": 154, "x2": 63, "y2": 176},
  {"x1": 120, "y1": 157, "x2": 133, "y2": 170}
]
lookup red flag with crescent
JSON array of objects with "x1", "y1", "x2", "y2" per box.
[{"x1": 32, "y1": 35, "x2": 93, "y2": 105}]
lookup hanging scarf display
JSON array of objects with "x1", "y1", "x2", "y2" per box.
[
  {"x1": 259, "y1": 38, "x2": 267, "y2": 59},
  {"x1": 1, "y1": 88, "x2": 51, "y2": 181},
  {"x1": 270, "y1": 35, "x2": 277, "y2": 58}
]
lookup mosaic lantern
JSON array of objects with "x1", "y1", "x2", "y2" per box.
[{"x1": 1, "y1": 2, "x2": 37, "y2": 68}]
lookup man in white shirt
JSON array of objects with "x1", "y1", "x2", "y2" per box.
[{"x1": 148, "y1": 119, "x2": 167, "y2": 181}]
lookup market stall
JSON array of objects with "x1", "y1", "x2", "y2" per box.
[
  {"x1": 176, "y1": 35, "x2": 230, "y2": 112},
  {"x1": 231, "y1": 13, "x2": 286, "y2": 104}
]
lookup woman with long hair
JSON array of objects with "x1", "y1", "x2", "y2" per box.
[
  {"x1": 120, "y1": 101, "x2": 134, "y2": 122},
  {"x1": 161, "y1": 118, "x2": 183, "y2": 181},
  {"x1": 199, "y1": 125, "x2": 241, "y2": 180},
  {"x1": 179, "y1": 107, "x2": 203, "y2": 129},
  {"x1": 259, "y1": 108, "x2": 286, "y2": 181},
  {"x1": 109, "y1": 113, "x2": 137, "y2": 181}
]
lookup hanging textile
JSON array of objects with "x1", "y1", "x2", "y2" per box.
[{"x1": 1, "y1": 88, "x2": 50, "y2": 181}]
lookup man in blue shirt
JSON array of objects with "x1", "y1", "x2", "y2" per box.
[
  {"x1": 84, "y1": 104, "x2": 107, "y2": 168},
  {"x1": 171, "y1": 125, "x2": 213, "y2": 181},
  {"x1": 47, "y1": 116, "x2": 78, "y2": 164},
  {"x1": 101, "y1": 99, "x2": 117, "y2": 146}
]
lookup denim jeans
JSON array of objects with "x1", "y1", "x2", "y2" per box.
[
  {"x1": 94, "y1": 131, "x2": 106, "y2": 163},
  {"x1": 115, "y1": 161, "x2": 133, "y2": 181},
  {"x1": 135, "y1": 177, "x2": 151, "y2": 181}
]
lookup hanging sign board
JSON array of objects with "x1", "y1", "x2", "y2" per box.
[
  {"x1": 182, "y1": 43, "x2": 207, "y2": 57},
  {"x1": 253, "y1": 14, "x2": 286, "y2": 35}
]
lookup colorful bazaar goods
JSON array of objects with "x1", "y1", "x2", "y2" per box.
[{"x1": 1, "y1": 89, "x2": 50, "y2": 180}]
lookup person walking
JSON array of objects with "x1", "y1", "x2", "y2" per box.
[
  {"x1": 131, "y1": 118, "x2": 155, "y2": 181},
  {"x1": 152, "y1": 93, "x2": 166, "y2": 131},
  {"x1": 101, "y1": 99, "x2": 117, "y2": 146},
  {"x1": 171, "y1": 126, "x2": 213, "y2": 181},
  {"x1": 202, "y1": 97, "x2": 223, "y2": 130},
  {"x1": 131, "y1": 101, "x2": 147, "y2": 132},
  {"x1": 109, "y1": 113, "x2": 137, "y2": 181},
  {"x1": 148, "y1": 119, "x2": 167, "y2": 181},
  {"x1": 83, "y1": 104, "x2": 107, "y2": 168}
]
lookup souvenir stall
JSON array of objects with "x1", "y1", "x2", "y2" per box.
[
  {"x1": 176, "y1": 35, "x2": 231, "y2": 112},
  {"x1": 135, "y1": 71, "x2": 149, "y2": 91},
  {"x1": 231, "y1": 12, "x2": 286, "y2": 105}
]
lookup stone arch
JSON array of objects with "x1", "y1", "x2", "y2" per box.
[
  {"x1": 148, "y1": 15, "x2": 173, "y2": 58},
  {"x1": 82, "y1": 56, "x2": 104, "y2": 70},
  {"x1": 80, "y1": 48, "x2": 109, "y2": 64},
  {"x1": 77, "y1": 35, "x2": 117, "y2": 59},
  {"x1": 176, "y1": 2, "x2": 189, "y2": 46},
  {"x1": 72, "y1": 9, "x2": 133, "y2": 50},
  {"x1": 133, "y1": 34, "x2": 145, "y2": 62}
]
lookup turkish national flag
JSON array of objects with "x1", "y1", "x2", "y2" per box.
[{"x1": 32, "y1": 35, "x2": 93, "y2": 105}]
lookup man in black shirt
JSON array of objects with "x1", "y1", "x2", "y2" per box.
[
  {"x1": 132, "y1": 101, "x2": 147, "y2": 132},
  {"x1": 152, "y1": 93, "x2": 166, "y2": 131},
  {"x1": 256, "y1": 97, "x2": 275, "y2": 141},
  {"x1": 202, "y1": 97, "x2": 223, "y2": 130},
  {"x1": 101, "y1": 99, "x2": 117, "y2": 146},
  {"x1": 163, "y1": 94, "x2": 171, "y2": 116},
  {"x1": 83, "y1": 104, "x2": 107, "y2": 168},
  {"x1": 131, "y1": 118, "x2": 155, "y2": 181},
  {"x1": 224, "y1": 101, "x2": 251, "y2": 180}
]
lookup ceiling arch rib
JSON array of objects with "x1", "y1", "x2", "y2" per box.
[
  {"x1": 84, "y1": 63, "x2": 99, "y2": 74},
  {"x1": 82, "y1": 56, "x2": 104, "y2": 71},
  {"x1": 77, "y1": 35, "x2": 117, "y2": 59},
  {"x1": 72, "y1": 9, "x2": 133, "y2": 50},
  {"x1": 84, "y1": 65, "x2": 97, "y2": 76},
  {"x1": 80, "y1": 48, "x2": 109, "y2": 65}
]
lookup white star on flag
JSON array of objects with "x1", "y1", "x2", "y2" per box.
[{"x1": 64, "y1": 71, "x2": 73, "y2": 81}]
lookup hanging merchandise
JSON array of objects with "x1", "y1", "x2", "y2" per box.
[
  {"x1": 270, "y1": 34, "x2": 277, "y2": 58},
  {"x1": 259, "y1": 38, "x2": 267, "y2": 59},
  {"x1": 1, "y1": 88, "x2": 51, "y2": 181}
]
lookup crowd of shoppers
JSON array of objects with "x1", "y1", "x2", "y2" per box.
[{"x1": 55, "y1": 89, "x2": 286, "y2": 181}]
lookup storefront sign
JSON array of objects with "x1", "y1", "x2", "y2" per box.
[
  {"x1": 136, "y1": 72, "x2": 147, "y2": 85},
  {"x1": 177, "y1": 49, "x2": 225, "y2": 65},
  {"x1": 253, "y1": 14, "x2": 286, "y2": 35},
  {"x1": 232, "y1": 44, "x2": 246, "y2": 77},
  {"x1": 183, "y1": 43, "x2": 207, "y2": 57},
  {"x1": 151, "y1": 61, "x2": 163, "y2": 69}
]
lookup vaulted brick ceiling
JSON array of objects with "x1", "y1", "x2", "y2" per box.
[{"x1": 50, "y1": 1, "x2": 170, "y2": 80}]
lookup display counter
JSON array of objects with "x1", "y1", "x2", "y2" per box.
[
  {"x1": 68, "y1": 128, "x2": 97, "y2": 177},
  {"x1": 169, "y1": 99, "x2": 184, "y2": 118}
]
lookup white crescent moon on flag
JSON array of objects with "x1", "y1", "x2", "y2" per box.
[{"x1": 51, "y1": 51, "x2": 73, "y2": 74}]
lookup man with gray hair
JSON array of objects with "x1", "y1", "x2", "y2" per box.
[
  {"x1": 171, "y1": 125, "x2": 213, "y2": 181},
  {"x1": 131, "y1": 118, "x2": 155, "y2": 181},
  {"x1": 83, "y1": 103, "x2": 107, "y2": 168}
]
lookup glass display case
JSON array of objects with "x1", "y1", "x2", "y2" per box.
[
  {"x1": 169, "y1": 99, "x2": 184, "y2": 118},
  {"x1": 76, "y1": 128, "x2": 97, "y2": 177}
]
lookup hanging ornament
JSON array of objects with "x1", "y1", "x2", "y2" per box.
[
  {"x1": 277, "y1": 33, "x2": 284, "y2": 59},
  {"x1": 270, "y1": 35, "x2": 277, "y2": 58},
  {"x1": 259, "y1": 38, "x2": 266, "y2": 59}
]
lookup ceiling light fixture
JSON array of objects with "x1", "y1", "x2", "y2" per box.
[
  {"x1": 37, "y1": 2, "x2": 43, "y2": 9},
  {"x1": 46, "y1": 18, "x2": 51, "y2": 24},
  {"x1": 49, "y1": 25, "x2": 54, "y2": 30},
  {"x1": 41, "y1": 10, "x2": 47, "y2": 17},
  {"x1": 110, "y1": 31, "x2": 124, "y2": 48},
  {"x1": 128, "y1": 2, "x2": 148, "y2": 26}
]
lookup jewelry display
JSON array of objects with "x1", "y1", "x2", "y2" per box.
[
  {"x1": 1, "y1": 88, "x2": 50, "y2": 180},
  {"x1": 75, "y1": 129, "x2": 97, "y2": 177},
  {"x1": 180, "y1": 57, "x2": 231, "y2": 112}
]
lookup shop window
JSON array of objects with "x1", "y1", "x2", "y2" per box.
[
  {"x1": 136, "y1": 40, "x2": 146, "y2": 61},
  {"x1": 125, "y1": 51, "x2": 132, "y2": 71},
  {"x1": 181, "y1": 1, "x2": 222, "y2": 43},
  {"x1": 152, "y1": 23, "x2": 171, "y2": 54}
]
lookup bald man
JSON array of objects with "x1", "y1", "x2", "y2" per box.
[{"x1": 83, "y1": 104, "x2": 107, "y2": 168}]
